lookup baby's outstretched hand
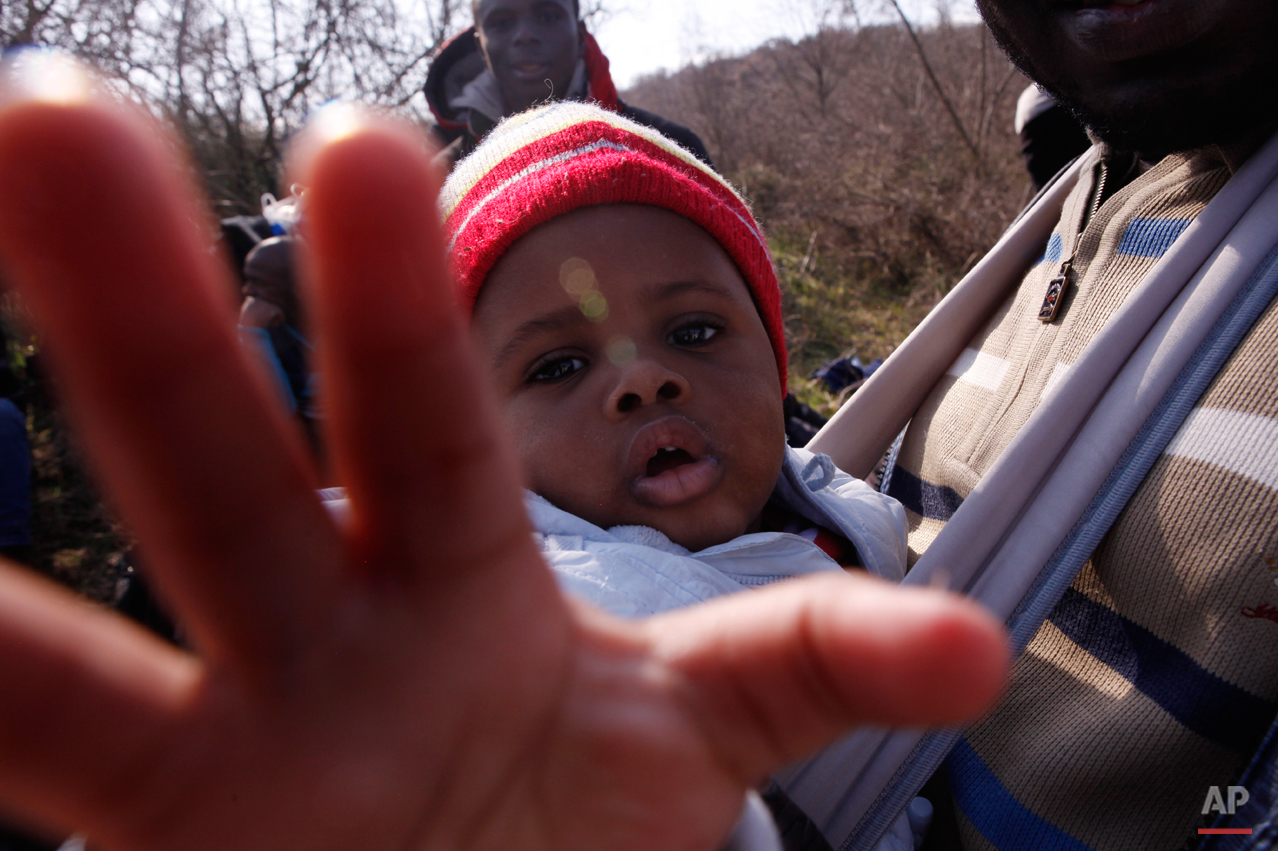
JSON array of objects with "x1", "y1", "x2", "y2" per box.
[{"x1": 0, "y1": 53, "x2": 1007, "y2": 851}]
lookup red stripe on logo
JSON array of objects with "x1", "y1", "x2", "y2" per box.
[{"x1": 1198, "y1": 828, "x2": 1253, "y2": 835}]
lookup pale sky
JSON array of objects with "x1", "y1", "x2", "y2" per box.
[{"x1": 592, "y1": 0, "x2": 982, "y2": 89}]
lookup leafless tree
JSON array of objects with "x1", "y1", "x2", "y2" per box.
[
  {"x1": 578, "y1": 0, "x2": 609, "y2": 29},
  {"x1": 3, "y1": 0, "x2": 467, "y2": 213}
]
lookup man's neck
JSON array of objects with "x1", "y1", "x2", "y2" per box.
[
  {"x1": 1091, "y1": 117, "x2": 1278, "y2": 206},
  {"x1": 1215, "y1": 119, "x2": 1278, "y2": 174},
  {"x1": 1115, "y1": 117, "x2": 1278, "y2": 176}
]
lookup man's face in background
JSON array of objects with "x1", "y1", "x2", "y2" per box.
[
  {"x1": 977, "y1": 0, "x2": 1278, "y2": 157},
  {"x1": 475, "y1": 0, "x2": 581, "y2": 115}
]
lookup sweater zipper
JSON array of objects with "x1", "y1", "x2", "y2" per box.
[{"x1": 1038, "y1": 160, "x2": 1108, "y2": 322}]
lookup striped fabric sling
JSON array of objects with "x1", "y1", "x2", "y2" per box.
[{"x1": 782, "y1": 128, "x2": 1278, "y2": 851}]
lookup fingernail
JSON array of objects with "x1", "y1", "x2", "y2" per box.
[
  {"x1": 0, "y1": 48, "x2": 93, "y2": 109},
  {"x1": 306, "y1": 101, "x2": 369, "y2": 146},
  {"x1": 286, "y1": 102, "x2": 370, "y2": 182}
]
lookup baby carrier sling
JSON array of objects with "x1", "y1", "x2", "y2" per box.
[{"x1": 781, "y1": 129, "x2": 1278, "y2": 851}]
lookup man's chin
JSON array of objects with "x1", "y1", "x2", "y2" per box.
[
  {"x1": 1055, "y1": 79, "x2": 1278, "y2": 159},
  {"x1": 979, "y1": 0, "x2": 1278, "y2": 158}
]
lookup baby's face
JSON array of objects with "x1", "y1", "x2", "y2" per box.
[{"x1": 472, "y1": 204, "x2": 786, "y2": 552}]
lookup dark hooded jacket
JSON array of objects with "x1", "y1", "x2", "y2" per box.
[{"x1": 425, "y1": 28, "x2": 712, "y2": 170}]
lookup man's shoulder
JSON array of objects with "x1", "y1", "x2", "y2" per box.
[{"x1": 617, "y1": 102, "x2": 714, "y2": 168}]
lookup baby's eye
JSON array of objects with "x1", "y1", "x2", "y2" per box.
[
  {"x1": 669, "y1": 322, "x2": 721, "y2": 347},
  {"x1": 528, "y1": 354, "x2": 588, "y2": 383}
]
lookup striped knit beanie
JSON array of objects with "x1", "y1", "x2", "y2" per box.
[{"x1": 439, "y1": 101, "x2": 787, "y2": 393}]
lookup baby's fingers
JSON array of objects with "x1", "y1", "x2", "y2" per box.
[
  {"x1": 0, "y1": 53, "x2": 344, "y2": 677},
  {"x1": 289, "y1": 110, "x2": 542, "y2": 585},
  {"x1": 0, "y1": 562, "x2": 197, "y2": 841},
  {"x1": 648, "y1": 573, "x2": 1008, "y2": 782}
]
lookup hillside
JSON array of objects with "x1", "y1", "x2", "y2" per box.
[{"x1": 622, "y1": 21, "x2": 1030, "y2": 413}]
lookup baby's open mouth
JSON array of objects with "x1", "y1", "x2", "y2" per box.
[
  {"x1": 647, "y1": 446, "x2": 697, "y2": 477},
  {"x1": 626, "y1": 416, "x2": 724, "y2": 508}
]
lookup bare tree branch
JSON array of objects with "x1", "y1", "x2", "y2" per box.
[{"x1": 885, "y1": 0, "x2": 981, "y2": 163}]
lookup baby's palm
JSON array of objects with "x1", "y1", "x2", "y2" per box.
[{"x1": 0, "y1": 55, "x2": 1006, "y2": 851}]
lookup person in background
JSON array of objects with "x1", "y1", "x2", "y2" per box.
[
  {"x1": 0, "y1": 321, "x2": 31, "y2": 567},
  {"x1": 1013, "y1": 83, "x2": 1092, "y2": 191},
  {"x1": 885, "y1": 0, "x2": 1278, "y2": 846},
  {"x1": 237, "y1": 236, "x2": 321, "y2": 456},
  {"x1": 219, "y1": 214, "x2": 274, "y2": 290},
  {"x1": 0, "y1": 319, "x2": 46, "y2": 848},
  {"x1": 425, "y1": 0, "x2": 712, "y2": 171}
]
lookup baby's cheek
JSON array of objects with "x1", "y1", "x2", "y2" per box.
[
  {"x1": 730, "y1": 434, "x2": 787, "y2": 516},
  {"x1": 502, "y1": 408, "x2": 558, "y2": 492},
  {"x1": 516, "y1": 424, "x2": 614, "y2": 510}
]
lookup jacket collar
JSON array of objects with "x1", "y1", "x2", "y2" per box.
[{"x1": 528, "y1": 447, "x2": 841, "y2": 553}]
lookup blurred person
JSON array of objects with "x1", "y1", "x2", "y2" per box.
[
  {"x1": 219, "y1": 215, "x2": 274, "y2": 290},
  {"x1": 425, "y1": 0, "x2": 712, "y2": 171},
  {"x1": 237, "y1": 236, "x2": 321, "y2": 454}
]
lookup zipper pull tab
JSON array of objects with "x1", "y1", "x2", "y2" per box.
[
  {"x1": 1038, "y1": 160, "x2": 1106, "y2": 324},
  {"x1": 1038, "y1": 260, "x2": 1071, "y2": 322}
]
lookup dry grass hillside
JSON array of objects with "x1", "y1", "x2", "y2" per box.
[{"x1": 623, "y1": 20, "x2": 1031, "y2": 413}]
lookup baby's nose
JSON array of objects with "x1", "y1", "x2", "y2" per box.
[{"x1": 606, "y1": 359, "x2": 690, "y2": 416}]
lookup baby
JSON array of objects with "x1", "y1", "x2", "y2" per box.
[{"x1": 438, "y1": 102, "x2": 910, "y2": 618}]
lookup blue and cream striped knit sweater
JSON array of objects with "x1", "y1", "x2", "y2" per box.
[{"x1": 891, "y1": 146, "x2": 1278, "y2": 850}]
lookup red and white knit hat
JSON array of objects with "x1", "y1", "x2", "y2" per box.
[{"x1": 439, "y1": 101, "x2": 787, "y2": 393}]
